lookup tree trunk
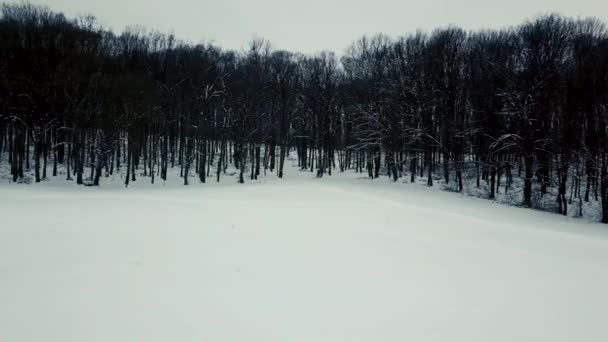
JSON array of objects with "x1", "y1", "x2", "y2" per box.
[{"x1": 523, "y1": 153, "x2": 534, "y2": 207}]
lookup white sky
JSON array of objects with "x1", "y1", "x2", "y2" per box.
[{"x1": 16, "y1": 0, "x2": 608, "y2": 54}]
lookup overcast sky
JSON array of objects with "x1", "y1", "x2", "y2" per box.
[{"x1": 17, "y1": 0, "x2": 608, "y2": 54}]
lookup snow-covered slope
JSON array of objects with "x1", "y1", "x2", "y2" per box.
[{"x1": 1, "y1": 161, "x2": 607, "y2": 342}]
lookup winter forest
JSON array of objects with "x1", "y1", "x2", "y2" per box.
[
  {"x1": 3, "y1": 1, "x2": 608, "y2": 341},
  {"x1": 1, "y1": 1, "x2": 608, "y2": 223}
]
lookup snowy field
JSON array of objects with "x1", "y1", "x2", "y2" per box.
[{"x1": 1, "y1": 160, "x2": 608, "y2": 342}]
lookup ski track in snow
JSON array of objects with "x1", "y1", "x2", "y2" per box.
[{"x1": 1, "y1": 161, "x2": 608, "y2": 342}]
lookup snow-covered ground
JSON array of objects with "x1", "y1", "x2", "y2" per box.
[{"x1": 1, "y1": 158, "x2": 608, "y2": 342}]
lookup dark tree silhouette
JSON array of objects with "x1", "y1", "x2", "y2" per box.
[{"x1": 1, "y1": 3, "x2": 608, "y2": 223}]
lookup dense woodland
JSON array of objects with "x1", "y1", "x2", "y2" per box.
[{"x1": 1, "y1": 3, "x2": 608, "y2": 223}]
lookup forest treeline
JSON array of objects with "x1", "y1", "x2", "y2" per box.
[{"x1": 1, "y1": 3, "x2": 608, "y2": 223}]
